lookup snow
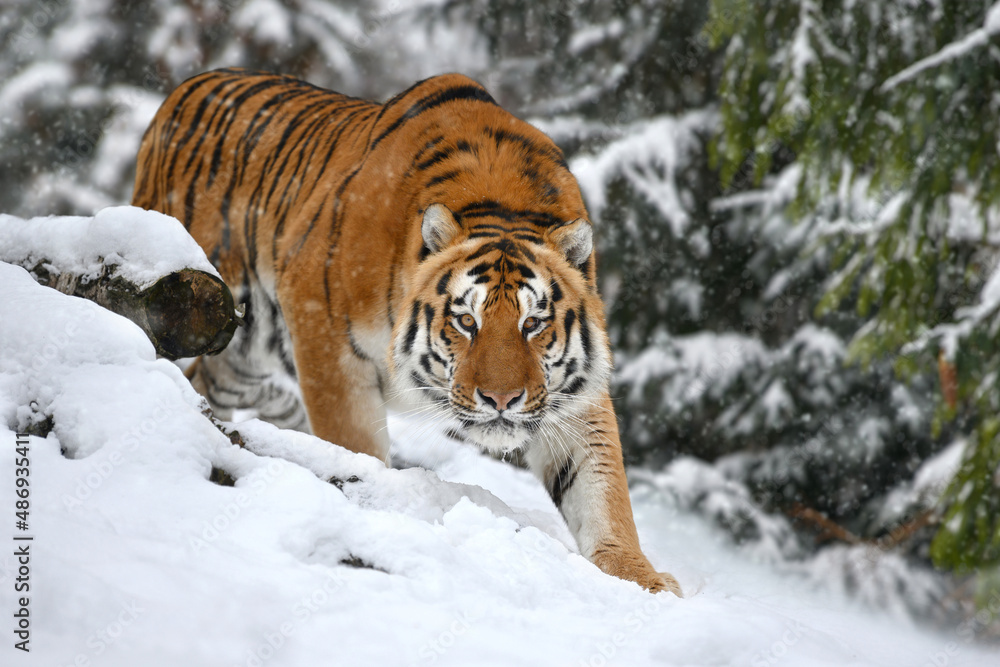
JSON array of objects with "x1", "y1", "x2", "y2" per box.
[
  {"x1": 234, "y1": 0, "x2": 294, "y2": 47},
  {"x1": 571, "y1": 111, "x2": 716, "y2": 238},
  {"x1": 89, "y1": 87, "x2": 166, "y2": 194},
  {"x1": 50, "y1": 14, "x2": 113, "y2": 62},
  {"x1": 567, "y1": 19, "x2": 625, "y2": 56},
  {"x1": 4, "y1": 260, "x2": 998, "y2": 666},
  {"x1": 760, "y1": 379, "x2": 794, "y2": 428},
  {"x1": 616, "y1": 332, "x2": 768, "y2": 406},
  {"x1": 0, "y1": 206, "x2": 221, "y2": 289},
  {"x1": 880, "y1": 439, "x2": 966, "y2": 525},
  {"x1": 0, "y1": 61, "x2": 73, "y2": 124},
  {"x1": 881, "y1": 1, "x2": 1000, "y2": 91}
]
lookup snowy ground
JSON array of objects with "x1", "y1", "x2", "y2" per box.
[{"x1": 2, "y1": 257, "x2": 999, "y2": 667}]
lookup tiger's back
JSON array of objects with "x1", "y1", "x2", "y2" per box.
[
  {"x1": 133, "y1": 68, "x2": 381, "y2": 293},
  {"x1": 133, "y1": 68, "x2": 681, "y2": 595}
]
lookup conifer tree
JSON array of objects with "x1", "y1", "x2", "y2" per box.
[{"x1": 708, "y1": 0, "x2": 1000, "y2": 573}]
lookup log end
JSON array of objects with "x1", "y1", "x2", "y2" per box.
[{"x1": 144, "y1": 270, "x2": 239, "y2": 359}]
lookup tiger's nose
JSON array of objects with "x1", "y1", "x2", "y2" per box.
[{"x1": 478, "y1": 389, "x2": 524, "y2": 412}]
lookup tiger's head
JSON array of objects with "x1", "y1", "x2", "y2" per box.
[{"x1": 391, "y1": 203, "x2": 611, "y2": 455}]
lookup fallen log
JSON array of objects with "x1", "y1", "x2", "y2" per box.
[{"x1": 0, "y1": 206, "x2": 241, "y2": 359}]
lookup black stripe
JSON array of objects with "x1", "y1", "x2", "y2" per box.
[
  {"x1": 386, "y1": 260, "x2": 397, "y2": 329},
  {"x1": 468, "y1": 223, "x2": 538, "y2": 233},
  {"x1": 426, "y1": 169, "x2": 462, "y2": 188},
  {"x1": 549, "y1": 459, "x2": 578, "y2": 508},
  {"x1": 564, "y1": 309, "x2": 576, "y2": 338},
  {"x1": 165, "y1": 77, "x2": 245, "y2": 179},
  {"x1": 410, "y1": 370, "x2": 429, "y2": 389},
  {"x1": 224, "y1": 356, "x2": 270, "y2": 380},
  {"x1": 468, "y1": 261, "x2": 492, "y2": 276},
  {"x1": 454, "y1": 288, "x2": 472, "y2": 308},
  {"x1": 486, "y1": 126, "x2": 568, "y2": 169},
  {"x1": 347, "y1": 319, "x2": 371, "y2": 361},
  {"x1": 416, "y1": 147, "x2": 454, "y2": 171},
  {"x1": 465, "y1": 238, "x2": 531, "y2": 262},
  {"x1": 285, "y1": 105, "x2": 377, "y2": 270},
  {"x1": 429, "y1": 349, "x2": 447, "y2": 367},
  {"x1": 162, "y1": 72, "x2": 234, "y2": 148},
  {"x1": 552, "y1": 309, "x2": 576, "y2": 367},
  {"x1": 371, "y1": 84, "x2": 497, "y2": 150},
  {"x1": 182, "y1": 160, "x2": 203, "y2": 228},
  {"x1": 514, "y1": 263, "x2": 535, "y2": 279},
  {"x1": 578, "y1": 304, "x2": 592, "y2": 369},
  {"x1": 261, "y1": 95, "x2": 333, "y2": 209},
  {"x1": 457, "y1": 203, "x2": 565, "y2": 228},
  {"x1": 402, "y1": 300, "x2": 421, "y2": 353},
  {"x1": 266, "y1": 400, "x2": 302, "y2": 423},
  {"x1": 436, "y1": 270, "x2": 452, "y2": 295},
  {"x1": 412, "y1": 135, "x2": 447, "y2": 165}
]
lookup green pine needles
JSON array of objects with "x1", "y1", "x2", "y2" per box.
[{"x1": 708, "y1": 0, "x2": 1000, "y2": 572}]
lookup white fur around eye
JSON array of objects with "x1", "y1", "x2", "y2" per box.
[
  {"x1": 453, "y1": 313, "x2": 478, "y2": 338},
  {"x1": 517, "y1": 283, "x2": 548, "y2": 338}
]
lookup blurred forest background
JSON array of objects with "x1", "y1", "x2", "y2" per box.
[{"x1": 2, "y1": 0, "x2": 999, "y2": 631}]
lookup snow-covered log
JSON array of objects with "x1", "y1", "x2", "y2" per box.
[{"x1": 0, "y1": 206, "x2": 240, "y2": 359}]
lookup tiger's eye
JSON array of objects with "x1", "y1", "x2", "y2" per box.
[
  {"x1": 523, "y1": 316, "x2": 539, "y2": 332},
  {"x1": 459, "y1": 314, "x2": 476, "y2": 331}
]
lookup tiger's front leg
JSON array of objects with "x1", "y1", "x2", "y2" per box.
[
  {"x1": 277, "y1": 272, "x2": 391, "y2": 463},
  {"x1": 526, "y1": 394, "x2": 682, "y2": 596}
]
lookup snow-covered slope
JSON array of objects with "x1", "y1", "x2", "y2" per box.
[{"x1": 1, "y1": 260, "x2": 997, "y2": 667}]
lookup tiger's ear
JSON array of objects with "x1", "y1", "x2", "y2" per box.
[
  {"x1": 421, "y1": 204, "x2": 461, "y2": 253},
  {"x1": 550, "y1": 218, "x2": 593, "y2": 267}
]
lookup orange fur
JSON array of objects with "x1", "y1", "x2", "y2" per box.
[{"x1": 133, "y1": 68, "x2": 680, "y2": 595}]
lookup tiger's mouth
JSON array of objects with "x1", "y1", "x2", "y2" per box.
[{"x1": 458, "y1": 413, "x2": 537, "y2": 454}]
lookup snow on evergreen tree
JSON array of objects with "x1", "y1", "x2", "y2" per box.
[
  {"x1": 709, "y1": 0, "x2": 1000, "y2": 595},
  {"x1": 0, "y1": 0, "x2": 479, "y2": 215}
]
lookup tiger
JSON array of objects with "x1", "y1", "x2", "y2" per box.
[{"x1": 132, "y1": 68, "x2": 681, "y2": 596}]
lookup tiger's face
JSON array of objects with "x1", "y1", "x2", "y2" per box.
[{"x1": 391, "y1": 204, "x2": 610, "y2": 455}]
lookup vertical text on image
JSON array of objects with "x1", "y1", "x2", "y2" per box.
[{"x1": 13, "y1": 432, "x2": 33, "y2": 652}]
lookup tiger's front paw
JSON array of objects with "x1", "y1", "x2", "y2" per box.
[
  {"x1": 648, "y1": 571, "x2": 683, "y2": 597},
  {"x1": 593, "y1": 550, "x2": 683, "y2": 596}
]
